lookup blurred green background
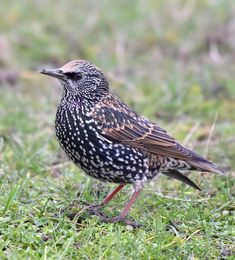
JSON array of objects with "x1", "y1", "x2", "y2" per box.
[{"x1": 0, "y1": 0, "x2": 234, "y2": 259}]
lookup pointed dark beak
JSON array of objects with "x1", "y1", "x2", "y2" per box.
[{"x1": 39, "y1": 68, "x2": 66, "y2": 80}]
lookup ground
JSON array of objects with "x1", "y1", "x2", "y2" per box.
[{"x1": 0, "y1": 0, "x2": 234, "y2": 259}]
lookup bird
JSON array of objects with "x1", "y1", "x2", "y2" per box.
[{"x1": 40, "y1": 60, "x2": 223, "y2": 225}]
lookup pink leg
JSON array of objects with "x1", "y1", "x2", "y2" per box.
[
  {"x1": 119, "y1": 190, "x2": 141, "y2": 219},
  {"x1": 101, "y1": 184, "x2": 126, "y2": 205},
  {"x1": 88, "y1": 185, "x2": 143, "y2": 227}
]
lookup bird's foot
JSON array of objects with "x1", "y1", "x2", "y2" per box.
[
  {"x1": 104, "y1": 216, "x2": 141, "y2": 228},
  {"x1": 87, "y1": 208, "x2": 141, "y2": 228},
  {"x1": 79, "y1": 201, "x2": 141, "y2": 228},
  {"x1": 79, "y1": 200, "x2": 104, "y2": 210},
  {"x1": 87, "y1": 203, "x2": 104, "y2": 215}
]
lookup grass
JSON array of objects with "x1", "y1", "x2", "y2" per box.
[{"x1": 0, "y1": 0, "x2": 235, "y2": 259}]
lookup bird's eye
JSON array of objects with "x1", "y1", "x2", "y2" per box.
[{"x1": 65, "y1": 72, "x2": 83, "y2": 81}]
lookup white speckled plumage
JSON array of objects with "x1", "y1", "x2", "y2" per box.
[{"x1": 40, "y1": 60, "x2": 223, "y2": 221}]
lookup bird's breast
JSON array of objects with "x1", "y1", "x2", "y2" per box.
[{"x1": 54, "y1": 105, "x2": 150, "y2": 183}]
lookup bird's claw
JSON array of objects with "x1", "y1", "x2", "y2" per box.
[
  {"x1": 87, "y1": 208, "x2": 141, "y2": 228},
  {"x1": 79, "y1": 200, "x2": 104, "y2": 209},
  {"x1": 107, "y1": 216, "x2": 141, "y2": 228}
]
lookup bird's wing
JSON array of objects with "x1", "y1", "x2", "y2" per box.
[
  {"x1": 91, "y1": 93, "x2": 223, "y2": 174},
  {"x1": 92, "y1": 94, "x2": 200, "y2": 161}
]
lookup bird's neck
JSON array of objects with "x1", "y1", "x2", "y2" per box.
[{"x1": 60, "y1": 90, "x2": 106, "y2": 113}]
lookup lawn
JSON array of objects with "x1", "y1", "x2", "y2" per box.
[{"x1": 0, "y1": 0, "x2": 234, "y2": 259}]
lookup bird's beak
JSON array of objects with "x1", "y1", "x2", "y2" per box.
[{"x1": 39, "y1": 68, "x2": 66, "y2": 80}]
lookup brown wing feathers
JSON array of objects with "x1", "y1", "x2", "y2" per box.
[{"x1": 93, "y1": 93, "x2": 223, "y2": 176}]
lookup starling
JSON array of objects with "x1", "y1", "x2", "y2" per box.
[{"x1": 40, "y1": 60, "x2": 223, "y2": 224}]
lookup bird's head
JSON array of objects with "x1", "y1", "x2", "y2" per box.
[{"x1": 40, "y1": 60, "x2": 109, "y2": 101}]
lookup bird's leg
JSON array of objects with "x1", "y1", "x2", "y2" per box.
[
  {"x1": 101, "y1": 184, "x2": 126, "y2": 205},
  {"x1": 118, "y1": 189, "x2": 141, "y2": 219},
  {"x1": 107, "y1": 181, "x2": 144, "y2": 227},
  {"x1": 117, "y1": 180, "x2": 144, "y2": 219},
  {"x1": 87, "y1": 184, "x2": 126, "y2": 210},
  {"x1": 99, "y1": 190, "x2": 142, "y2": 228},
  {"x1": 88, "y1": 190, "x2": 142, "y2": 228},
  {"x1": 88, "y1": 181, "x2": 144, "y2": 228}
]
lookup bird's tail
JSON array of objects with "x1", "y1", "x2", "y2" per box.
[
  {"x1": 176, "y1": 143, "x2": 224, "y2": 174},
  {"x1": 162, "y1": 156, "x2": 223, "y2": 190},
  {"x1": 188, "y1": 158, "x2": 224, "y2": 174},
  {"x1": 163, "y1": 169, "x2": 201, "y2": 190}
]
